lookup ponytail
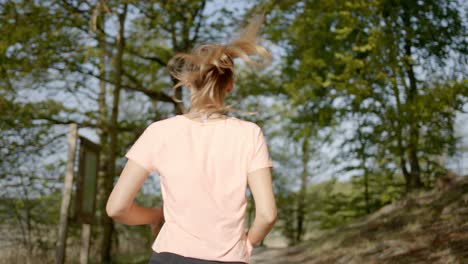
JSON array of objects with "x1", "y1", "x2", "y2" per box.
[{"x1": 168, "y1": 14, "x2": 272, "y2": 117}]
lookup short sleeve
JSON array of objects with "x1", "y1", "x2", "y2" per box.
[
  {"x1": 247, "y1": 125, "x2": 273, "y2": 173},
  {"x1": 124, "y1": 123, "x2": 158, "y2": 173}
]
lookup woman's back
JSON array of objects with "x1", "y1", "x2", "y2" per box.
[{"x1": 124, "y1": 114, "x2": 274, "y2": 263}]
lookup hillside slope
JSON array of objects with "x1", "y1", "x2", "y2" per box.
[{"x1": 252, "y1": 176, "x2": 468, "y2": 264}]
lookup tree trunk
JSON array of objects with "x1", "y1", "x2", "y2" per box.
[
  {"x1": 390, "y1": 76, "x2": 412, "y2": 193},
  {"x1": 362, "y1": 156, "x2": 370, "y2": 214},
  {"x1": 356, "y1": 126, "x2": 371, "y2": 214},
  {"x1": 95, "y1": 10, "x2": 111, "y2": 263},
  {"x1": 100, "y1": 4, "x2": 127, "y2": 263},
  {"x1": 295, "y1": 126, "x2": 311, "y2": 243},
  {"x1": 402, "y1": 12, "x2": 423, "y2": 191}
]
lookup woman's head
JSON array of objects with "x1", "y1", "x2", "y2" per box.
[{"x1": 168, "y1": 14, "x2": 271, "y2": 117}]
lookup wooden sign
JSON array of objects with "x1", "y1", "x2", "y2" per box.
[{"x1": 74, "y1": 136, "x2": 100, "y2": 224}]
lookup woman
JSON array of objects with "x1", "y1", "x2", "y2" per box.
[{"x1": 106, "y1": 14, "x2": 277, "y2": 264}]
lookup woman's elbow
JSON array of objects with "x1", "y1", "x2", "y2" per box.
[
  {"x1": 266, "y1": 212, "x2": 277, "y2": 224},
  {"x1": 106, "y1": 200, "x2": 127, "y2": 218},
  {"x1": 258, "y1": 208, "x2": 277, "y2": 224},
  {"x1": 106, "y1": 204, "x2": 118, "y2": 218}
]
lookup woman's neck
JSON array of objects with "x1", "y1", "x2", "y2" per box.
[{"x1": 185, "y1": 110, "x2": 227, "y2": 121}]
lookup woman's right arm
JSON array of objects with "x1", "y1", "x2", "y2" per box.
[{"x1": 246, "y1": 166, "x2": 277, "y2": 246}]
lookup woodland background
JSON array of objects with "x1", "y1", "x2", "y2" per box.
[{"x1": 1, "y1": 0, "x2": 467, "y2": 263}]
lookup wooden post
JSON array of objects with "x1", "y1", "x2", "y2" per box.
[
  {"x1": 80, "y1": 223, "x2": 91, "y2": 264},
  {"x1": 56, "y1": 123, "x2": 78, "y2": 264}
]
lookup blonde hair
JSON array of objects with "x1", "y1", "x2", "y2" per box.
[{"x1": 168, "y1": 14, "x2": 272, "y2": 118}]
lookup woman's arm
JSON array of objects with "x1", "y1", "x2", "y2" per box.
[
  {"x1": 111, "y1": 204, "x2": 164, "y2": 226},
  {"x1": 106, "y1": 159, "x2": 164, "y2": 226},
  {"x1": 246, "y1": 166, "x2": 277, "y2": 246}
]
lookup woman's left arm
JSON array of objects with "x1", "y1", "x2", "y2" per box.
[{"x1": 106, "y1": 159, "x2": 164, "y2": 226}]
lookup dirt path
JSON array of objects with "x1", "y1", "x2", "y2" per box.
[{"x1": 251, "y1": 246, "x2": 308, "y2": 264}]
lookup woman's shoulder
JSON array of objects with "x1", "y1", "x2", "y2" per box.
[
  {"x1": 227, "y1": 116, "x2": 260, "y2": 129},
  {"x1": 144, "y1": 116, "x2": 179, "y2": 132},
  {"x1": 152, "y1": 115, "x2": 180, "y2": 124}
]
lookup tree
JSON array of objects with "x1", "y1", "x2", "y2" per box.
[
  {"x1": 1, "y1": 0, "x2": 250, "y2": 261},
  {"x1": 262, "y1": 0, "x2": 467, "y2": 195}
]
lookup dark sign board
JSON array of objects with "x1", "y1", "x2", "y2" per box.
[{"x1": 74, "y1": 136, "x2": 100, "y2": 224}]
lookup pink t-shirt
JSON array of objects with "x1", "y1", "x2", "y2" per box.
[{"x1": 124, "y1": 114, "x2": 273, "y2": 263}]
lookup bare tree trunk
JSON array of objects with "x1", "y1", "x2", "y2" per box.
[
  {"x1": 295, "y1": 126, "x2": 311, "y2": 243},
  {"x1": 17, "y1": 179, "x2": 34, "y2": 264},
  {"x1": 357, "y1": 128, "x2": 371, "y2": 214},
  {"x1": 95, "y1": 9, "x2": 110, "y2": 262},
  {"x1": 56, "y1": 124, "x2": 78, "y2": 264},
  {"x1": 363, "y1": 165, "x2": 370, "y2": 214},
  {"x1": 388, "y1": 39, "x2": 412, "y2": 194},
  {"x1": 100, "y1": 4, "x2": 127, "y2": 263},
  {"x1": 402, "y1": 12, "x2": 423, "y2": 191}
]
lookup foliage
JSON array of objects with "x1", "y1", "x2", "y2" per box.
[{"x1": 0, "y1": 0, "x2": 467, "y2": 258}]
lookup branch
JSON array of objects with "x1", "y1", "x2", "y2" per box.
[
  {"x1": 189, "y1": 0, "x2": 206, "y2": 44},
  {"x1": 35, "y1": 115, "x2": 144, "y2": 133},
  {"x1": 125, "y1": 47, "x2": 168, "y2": 67},
  {"x1": 69, "y1": 64, "x2": 177, "y2": 104},
  {"x1": 122, "y1": 69, "x2": 176, "y2": 103},
  {"x1": 60, "y1": 0, "x2": 92, "y2": 20},
  {"x1": 36, "y1": 116, "x2": 98, "y2": 129}
]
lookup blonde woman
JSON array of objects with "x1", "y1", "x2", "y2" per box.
[{"x1": 106, "y1": 14, "x2": 277, "y2": 264}]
